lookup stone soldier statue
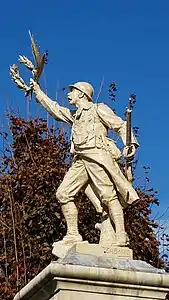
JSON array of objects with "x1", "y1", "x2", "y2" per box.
[{"x1": 29, "y1": 79, "x2": 139, "y2": 247}]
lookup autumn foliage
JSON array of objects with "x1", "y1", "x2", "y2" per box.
[{"x1": 0, "y1": 115, "x2": 163, "y2": 299}]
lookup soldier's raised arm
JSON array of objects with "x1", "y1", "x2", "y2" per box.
[{"x1": 31, "y1": 79, "x2": 74, "y2": 125}]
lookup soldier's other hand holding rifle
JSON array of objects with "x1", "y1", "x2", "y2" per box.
[{"x1": 123, "y1": 144, "x2": 137, "y2": 160}]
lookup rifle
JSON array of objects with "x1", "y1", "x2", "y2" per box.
[{"x1": 125, "y1": 94, "x2": 136, "y2": 182}]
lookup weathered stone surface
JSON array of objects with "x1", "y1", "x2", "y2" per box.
[
  {"x1": 70, "y1": 242, "x2": 133, "y2": 259},
  {"x1": 53, "y1": 241, "x2": 133, "y2": 260},
  {"x1": 52, "y1": 241, "x2": 88, "y2": 258},
  {"x1": 58, "y1": 248, "x2": 164, "y2": 274},
  {"x1": 13, "y1": 258, "x2": 169, "y2": 300}
]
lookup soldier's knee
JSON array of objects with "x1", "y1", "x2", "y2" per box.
[
  {"x1": 101, "y1": 193, "x2": 118, "y2": 206},
  {"x1": 56, "y1": 188, "x2": 70, "y2": 205}
]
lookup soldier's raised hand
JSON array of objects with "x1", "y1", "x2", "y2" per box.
[{"x1": 30, "y1": 78, "x2": 40, "y2": 92}]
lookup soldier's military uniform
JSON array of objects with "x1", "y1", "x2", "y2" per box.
[{"x1": 34, "y1": 88, "x2": 139, "y2": 208}]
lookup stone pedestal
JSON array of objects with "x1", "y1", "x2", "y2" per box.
[
  {"x1": 13, "y1": 245, "x2": 169, "y2": 300},
  {"x1": 52, "y1": 241, "x2": 133, "y2": 260}
]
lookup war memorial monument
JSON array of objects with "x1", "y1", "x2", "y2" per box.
[{"x1": 10, "y1": 33, "x2": 169, "y2": 300}]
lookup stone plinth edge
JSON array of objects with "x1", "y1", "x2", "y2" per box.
[{"x1": 13, "y1": 259, "x2": 169, "y2": 300}]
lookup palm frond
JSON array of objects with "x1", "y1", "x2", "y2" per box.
[
  {"x1": 35, "y1": 54, "x2": 46, "y2": 82},
  {"x1": 28, "y1": 30, "x2": 41, "y2": 69}
]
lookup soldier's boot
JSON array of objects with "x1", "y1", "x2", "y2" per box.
[
  {"x1": 108, "y1": 198, "x2": 129, "y2": 247},
  {"x1": 61, "y1": 201, "x2": 82, "y2": 243}
]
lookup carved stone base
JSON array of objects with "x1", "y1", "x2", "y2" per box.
[
  {"x1": 52, "y1": 240, "x2": 88, "y2": 258},
  {"x1": 72, "y1": 242, "x2": 133, "y2": 259},
  {"x1": 52, "y1": 240, "x2": 133, "y2": 260}
]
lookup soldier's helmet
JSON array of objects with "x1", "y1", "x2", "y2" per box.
[{"x1": 68, "y1": 82, "x2": 94, "y2": 101}]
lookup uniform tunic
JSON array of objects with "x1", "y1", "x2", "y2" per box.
[{"x1": 35, "y1": 88, "x2": 139, "y2": 208}]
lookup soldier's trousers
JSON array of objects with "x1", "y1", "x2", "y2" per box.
[{"x1": 56, "y1": 156, "x2": 118, "y2": 206}]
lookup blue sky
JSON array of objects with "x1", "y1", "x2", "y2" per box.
[{"x1": 0, "y1": 0, "x2": 169, "y2": 217}]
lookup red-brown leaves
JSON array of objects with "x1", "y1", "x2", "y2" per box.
[
  {"x1": 0, "y1": 116, "x2": 164, "y2": 299},
  {"x1": 125, "y1": 189, "x2": 162, "y2": 268}
]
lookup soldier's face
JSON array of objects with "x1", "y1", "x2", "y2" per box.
[{"x1": 67, "y1": 88, "x2": 81, "y2": 106}]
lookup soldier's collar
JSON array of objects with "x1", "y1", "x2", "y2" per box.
[
  {"x1": 75, "y1": 102, "x2": 93, "y2": 118},
  {"x1": 80, "y1": 102, "x2": 93, "y2": 110}
]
